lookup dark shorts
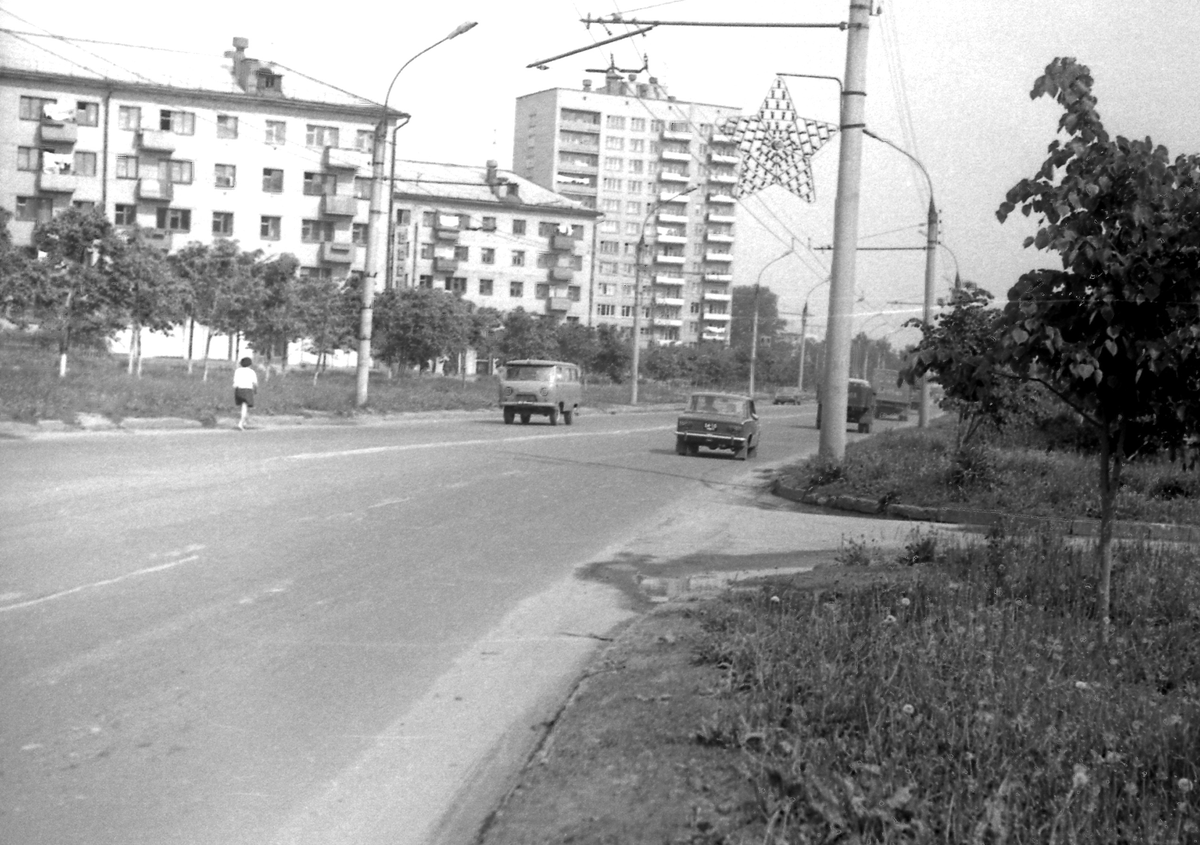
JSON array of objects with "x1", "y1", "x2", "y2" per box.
[{"x1": 234, "y1": 388, "x2": 255, "y2": 407}]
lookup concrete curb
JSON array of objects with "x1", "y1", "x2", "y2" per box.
[{"x1": 771, "y1": 479, "x2": 1200, "y2": 544}]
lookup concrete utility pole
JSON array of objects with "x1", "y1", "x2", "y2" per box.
[
  {"x1": 919, "y1": 195, "x2": 938, "y2": 427},
  {"x1": 819, "y1": 0, "x2": 872, "y2": 460},
  {"x1": 798, "y1": 302, "x2": 808, "y2": 390},
  {"x1": 356, "y1": 21, "x2": 477, "y2": 407}
]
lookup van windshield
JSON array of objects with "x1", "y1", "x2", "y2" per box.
[{"x1": 506, "y1": 365, "x2": 554, "y2": 381}]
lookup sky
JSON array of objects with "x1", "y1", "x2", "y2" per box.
[{"x1": 3, "y1": 0, "x2": 1199, "y2": 349}]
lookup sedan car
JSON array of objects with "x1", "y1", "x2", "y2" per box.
[
  {"x1": 772, "y1": 386, "x2": 802, "y2": 405},
  {"x1": 675, "y1": 392, "x2": 760, "y2": 459}
]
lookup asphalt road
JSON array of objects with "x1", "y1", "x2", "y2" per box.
[{"x1": 0, "y1": 403, "x2": 842, "y2": 845}]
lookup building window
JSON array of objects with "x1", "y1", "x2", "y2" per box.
[
  {"x1": 159, "y1": 109, "x2": 195, "y2": 134},
  {"x1": 535, "y1": 283, "x2": 549, "y2": 299},
  {"x1": 301, "y1": 219, "x2": 336, "y2": 242},
  {"x1": 481, "y1": 215, "x2": 496, "y2": 231},
  {"x1": 620, "y1": 305, "x2": 634, "y2": 318},
  {"x1": 114, "y1": 204, "x2": 137, "y2": 226},
  {"x1": 118, "y1": 106, "x2": 141, "y2": 130},
  {"x1": 17, "y1": 147, "x2": 39, "y2": 172},
  {"x1": 481, "y1": 247, "x2": 495, "y2": 265},
  {"x1": 536, "y1": 252, "x2": 554, "y2": 269},
  {"x1": 303, "y1": 172, "x2": 336, "y2": 196},
  {"x1": 512, "y1": 219, "x2": 526, "y2": 235},
  {"x1": 305, "y1": 124, "x2": 339, "y2": 148},
  {"x1": 605, "y1": 136, "x2": 624, "y2": 150},
  {"x1": 72, "y1": 200, "x2": 96, "y2": 213},
  {"x1": 212, "y1": 212, "x2": 234, "y2": 236},
  {"x1": 598, "y1": 262, "x2": 618, "y2": 275},
  {"x1": 161, "y1": 159, "x2": 193, "y2": 184},
  {"x1": 629, "y1": 160, "x2": 644, "y2": 175},
  {"x1": 299, "y1": 266, "x2": 334, "y2": 281},
  {"x1": 597, "y1": 304, "x2": 615, "y2": 316},
  {"x1": 262, "y1": 168, "x2": 283, "y2": 192},
  {"x1": 355, "y1": 129, "x2": 374, "y2": 152},
  {"x1": 568, "y1": 286, "x2": 581, "y2": 301},
  {"x1": 73, "y1": 151, "x2": 97, "y2": 177},
  {"x1": 454, "y1": 245, "x2": 469, "y2": 261},
  {"x1": 116, "y1": 155, "x2": 139, "y2": 179},
  {"x1": 601, "y1": 199, "x2": 620, "y2": 213},
  {"x1": 631, "y1": 117, "x2": 646, "y2": 131},
  {"x1": 15, "y1": 196, "x2": 53, "y2": 222},
  {"x1": 510, "y1": 281, "x2": 524, "y2": 297},
  {"x1": 214, "y1": 164, "x2": 236, "y2": 188},
  {"x1": 448, "y1": 277, "x2": 467, "y2": 294},
  {"x1": 418, "y1": 275, "x2": 433, "y2": 289},
  {"x1": 479, "y1": 278, "x2": 494, "y2": 296},
  {"x1": 260, "y1": 216, "x2": 281, "y2": 240},
  {"x1": 422, "y1": 210, "x2": 436, "y2": 227},
  {"x1": 352, "y1": 223, "x2": 368, "y2": 244},
  {"x1": 599, "y1": 240, "x2": 619, "y2": 254},
  {"x1": 19, "y1": 96, "x2": 55, "y2": 120},
  {"x1": 155, "y1": 207, "x2": 191, "y2": 232},
  {"x1": 265, "y1": 120, "x2": 286, "y2": 145},
  {"x1": 626, "y1": 201, "x2": 642, "y2": 215},
  {"x1": 600, "y1": 221, "x2": 619, "y2": 234},
  {"x1": 353, "y1": 177, "x2": 372, "y2": 199},
  {"x1": 626, "y1": 180, "x2": 643, "y2": 193},
  {"x1": 419, "y1": 243, "x2": 434, "y2": 259},
  {"x1": 603, "y1": 157, "x2": 623, "y2": 172},
  {"x1": 602, "y1": 177, "x2": 621, "y2": 190},
  {"x1": 216, "y1": 114, "x2": 238, "y2": 139},
  {"x1": 606, "y1": 115, "x2": 626, "y2": 130},
  {"x1": 73, "y1": 101, "x2": 99, "y2": 126},
  {"x1": 537, "y1": 221, "x2": 555, "y2": 237},
  {"x1": 625, "y1": 222, "x2": 641, "y2": 235},
  {"x1": 511, "y1": 250, "x2": 526, "y2": 266}
]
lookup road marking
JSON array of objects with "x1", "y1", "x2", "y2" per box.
[
  {"x1": 0, "y1": 554, "x2": 200, "y2": 614},
  {"x1": 282, "y1": 425, "x2": 672, "y2": 462}
]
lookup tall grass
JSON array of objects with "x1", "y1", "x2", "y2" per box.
[{"x1": 695, "y1": 532, "x2": 1200, "y2": 842}]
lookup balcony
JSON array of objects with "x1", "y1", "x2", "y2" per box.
[
  {"x1": 39, "y1": 121, "x2": 77, "y2": 145},
  {"x1": 560, "y1": 119, "x2": 601, "y2": 134},
  {"x1": 654, "y1": 275, "x2": 684, "y2": 287},
  {"x1": 659, "y1": 171, "x2": 690, "y2": 184},
  {"x1": 662, "y1": 129, "x2": 691, "y2": 142},
  {"x1": 558, "y1": 157, "x2": 599, "y2": 174},
  {"x1": 38, "y1": 171, "x2": 77, "y2": 193},
  {"x1": 655, "y1": 296, "x2": 685, "y2": 307},
  {"x1": 658, "y1": 191, "x2": 690, "y2": 206},
  {"x1": 547, "y1": 296, "x2": 573, "y2": 313},
  {"x1": 705, "y1": 251, "x2": 733, "y2": 263},
  {"x1": 434, "y1": 226, "x2": 460, "y2": 242},
  {"x1": 656, "y1": 211, "x2": 687, "y2": 225},
  {"x1": 320, "y1": 242, "x2": 356, "y2": 264},
  {"x1": 320, "y1": 194, "x2": 358, "y2": 217},
  {"x1": 655, "y1": 231, "x2": 687, "y2": 245},
  {"x1": 142, "y1": 229, "x2": 173, "y2": 251},
  {"x1": 653, "y1": 317, "x2": 684, "y2": 328},
  {"x1": 433, "y1": 256, "x2": 459, "y2": 273},
  {"x1": 705, "y1": 232, "x2": 735, "y2": 244},
  {"x1": 551, "y1": 233, "x2": 577, "y2": 251},
  {"x1": 549, "y1": 266, "x2": 574, "y2": 282},
  {"x1": 708, "y1": 192, "x2": 736, "y2": 204},
  {"x1": 708, "y1": 171, "x2": 738, "y2": 185},
  {"x1": 323, "y1": 146, "x2": 369, "y2": 172},
  {"x1": 711, "y1": 131, "x2": 737, "y2": 145},
  {"x1": 655, "y1": 253, "x2": 685, "y2": 265},
  {"x1": 703, "y1": 272, "x2": 732, "y2": 283},
  {"x1": 709, "y1": 151, "x2": 740, "y2": 166},
  {"x1": 704, "y1": 311, "x2": 732, "y2": 322},
  {"x1": 138, "y1": 129, "x2": 176, "y2": 153},
  {"x1": 707, "y1": 211, "x2": 736, "y2": 225},
  {"x1": 703, "y1": 291, "x2": 732, "y2": 302},
  {"x1": 660, "y1": 149, "x2": 690, "y2": 162},
  {"x1": 136, "y1": 178, "x2": 172, "y2": 201}
]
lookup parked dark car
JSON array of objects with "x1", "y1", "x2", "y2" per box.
[
  {"x1": 675, "y1": 392, "x2": 760, "y2": 459},
  {"x1": 815, "y1": 378, "x2": 876, "y2": 434},
  {"x1": 772, "y1": 386, "x2": 802, "y2": 405}
]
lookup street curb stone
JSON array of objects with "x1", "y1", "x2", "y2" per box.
[{"x1": 772, "y1": 479, "x2": 1200, "y2": 544}]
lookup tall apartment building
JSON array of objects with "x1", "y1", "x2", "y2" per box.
[
  {"x1": 514, "y1": 70, "x2": 743, "y2": 346},
  {"x1": 389, "y1": 159, "x2": 597, "y2": 332}
]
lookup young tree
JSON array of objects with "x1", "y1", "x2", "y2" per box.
[
  {"x1": 497, "y1": 308, "x2": 556, "y2": 361},
  {"x1": 243, "y1": 254, "x2": 302, "y2": 373},
  {"x1": 554, "y1": 322, "x2": 597, "y2": 373},
  {"x1": 30, "y1": 208, "x2": 128, "y2": 376},
  {"x1": 0, "y1": 208, "x2": 36, "y2": 323},
  {"x1": 730, "y1": 285, "x2": 786, "y2": 355},
  {"x1": 995, "y1": 57, "x2": 1200, "y2": 637},
  {"x1": 170, "y1": 241, "x2": 261, "y2": 380},
  {"x1": 296, "y1": 273, "x2": 355, "y2": 383},
  {"x1": 591, "y1": 324, "x2": 631, "y2": 383},
  {"x1": 114, "y1": 229, "x2": 188, "y2": 377},
  {"x1": 373, "y1": 287, "x2": 471, "y2": 373}
]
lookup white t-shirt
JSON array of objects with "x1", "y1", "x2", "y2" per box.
[{"x1": 233, "y1": 366, "x2": 259, "y2": 390}]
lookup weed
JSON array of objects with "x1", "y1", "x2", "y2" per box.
[
  {"x1": 897, "y1": 531, "x2": 939, "y2": 566},
  {"x1": 836, "y1": 536, "x2": 875, "y2": 567}
]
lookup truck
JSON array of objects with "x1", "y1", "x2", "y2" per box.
[{"x1": 870, "y1": 368, "x2": 912, "y2": 421}]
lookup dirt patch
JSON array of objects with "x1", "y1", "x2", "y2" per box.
[{"x1": 476, "y1": 563, "x2": 917, "y2": 845}]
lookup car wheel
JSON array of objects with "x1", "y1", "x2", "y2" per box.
[
  {"x1": 503, "y1": 408, "x2": 515, "y2": 425},
  {"x1": 860, "y1": 420, "x2": 872, "y2": 434},
  {"x1": 687, "y1": 443, "x2": 700, "y2": 456},
  {"x1": 520, "y1": 413, "x2": 531, "y2": 424},
  {"x1": 675, "y1": 436, "x2": 687, "y2": 456},
  {"x1": 563, "y1": 408, "x2": 574, "y2": 425},
  {"x1": 747, "y1": 437, "x2": 758, "y2": 458},
  {"x1": 548, "y1": 406, "x2": 560, "y2": 426}
]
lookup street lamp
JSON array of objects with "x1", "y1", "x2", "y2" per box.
[
  {"x1": 748, "y1": 244, "x2": 795, "y2": 397},
  {"x1": 862, "y1": 127, "x2": 937, "y2": 428},
  {"x1": 356, "y1": 21, "x2": 478, "y2": 407},
  {"x1": 798, "y1": 276, "x2": 829, "y2": 392},
  {"x1": 631, "y1": 184, "x2": 696, "y2": 404}
]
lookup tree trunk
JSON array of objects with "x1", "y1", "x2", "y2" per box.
[
  {"x1": 202, "y1": 332, "x2": 213, "y2": 383},
  {"x1": 1096, "y1": 419, "x2": 1124, "y2": 644},
  {"x1": 135, "y1": 331, "x2": 144, "y2": 379},
  {"x1": 186, "y1": 318, "x2": 195, "y2": 375}
]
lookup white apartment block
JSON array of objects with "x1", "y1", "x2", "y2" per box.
[
  {"x1": 389, "y1": 159, "x2": 597, "y2": 327},
  {"x1": 514, "y1": 71, "x2": 742, "y2": 346}
]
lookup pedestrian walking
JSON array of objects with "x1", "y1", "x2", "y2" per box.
[{"x1": 233, "y1": 357, "x2": 258, "y2": 430}]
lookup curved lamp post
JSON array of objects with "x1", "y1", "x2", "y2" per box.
[
  {"x1": 748, "y1": 245, "x2": 795, "y2": 397},
  {"x1": 356, "y1": 21, "x2": 478, "y2": 407},
  {"x1": 798, "y1": 276, "x2": 830, "y2": 392},
  {"x1": 631, "y1": 184, "x2": 696, "y2": 404}
]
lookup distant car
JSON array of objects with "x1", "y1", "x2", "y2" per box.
[
  {"x1": 816, "y1": 378, "x2": 876, "y2": 434},
  {"x1": 772, "y1": 386, "x2": 802, "y2": 405},
  {"x1": 675, "y1": 392, "x2": 760, "y2": 460}
]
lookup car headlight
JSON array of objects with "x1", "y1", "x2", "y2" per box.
[{"x1": 540, "y1": 387, "x2": 549, "y2": 397}]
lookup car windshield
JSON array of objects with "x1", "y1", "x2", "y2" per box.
[
  {"x1": 690, "y1": 395, "x2": 745, "y2": 416},
  {"x1": 505, "y1": 365, "x2": 553, "y2": 381}
]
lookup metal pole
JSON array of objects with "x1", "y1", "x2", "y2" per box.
[
  {"x1": 819, "y1": 0, "x2": 871, "y2": 461},
  {"x1": 631, "y1": 235, "x2": 644, "y2": 404},
  {"x1": 798, "y1": 302, "x2": 808, "y2": 390},
  {"x1": 749, "y1": 246, "x2": 793, "y2": 397},
  {"x1": 919, "y1": 196, "x2": 938, "y2": 427}
]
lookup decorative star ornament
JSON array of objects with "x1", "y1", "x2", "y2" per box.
[{"x1": 718, "y1": 77, "x2": 838, "y2": 203}]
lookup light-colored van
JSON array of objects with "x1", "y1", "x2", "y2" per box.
[{"x1": 499, "y1": 359, "x2": 582, "y2": 426}]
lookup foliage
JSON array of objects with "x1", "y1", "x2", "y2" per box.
[
  {"x1": 114, "y1": 229, "x2": 189, "y2": 376},
  {"x1": 995, "y1": 57, "x2": 1200, "y2": 633},
  {"x1": 373, "y1": 286, "x2": 472, "y2": 371},
  {"x1": 695, "y1": 535, "x2": 1200, "y2": 842},
  {"x1": 243, "y1": 254, "x2": 304, "y2": 368},
  {"x1": 168, "y1": 240, "x2": 261, "y2": 379},
  {"x1": 589, "y1": 323, "x2": 630, "y2": 383},
  {"x1": 496, "y1": 307, "x2": 556, "y2": 361},
  {"x1": 0, "y1": 208, "x2": 34, "y2": 322},
  {"x1": 730, "y1": 285, "x2": 786, "y2": 354},
  {"x1": 296, "y1": 272, "x2": 358, "y2": 379}
]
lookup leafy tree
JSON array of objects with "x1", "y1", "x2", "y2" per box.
[
  {"x1": 169, "y1": 241, "x2": 261, "y2": 380},
  {"x1": 590, "y1": 324, "x2": 631, "y2": 383},
  {"x1": 730, "y1": 285, "x2": 786, "y2": 354},
  {"x1": 0, "y1": 208, "x2": 36, "y2": 323},
  {"x1": 995, "y1": 57, "x2": 1200, "y2": 636},
  {"x1": 30, "y1": 208, "x2": 129, "y2": 376},
  {"x1": 497, "y1": 307, "x2": 556, "y2": 361},
  {"x1": 468, "y1": 306, "x2": 504, "y2": 372},
  {"x1": 554, "y1": 322, "x2": 597, "y2": 374},
  {"x1": 115, "y1": 229, "x2": 188, "y2": 377},
  {"x1": 373, "y1": 286, "x2": 471, "y2": 372},
  {"x1": 296, "y1": 273, "x2": 356, "y2": 382},
  {"x1": 243, "y1": 254, "x2": 303, "y2": 373}
]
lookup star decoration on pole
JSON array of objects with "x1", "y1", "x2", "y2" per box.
[{"x1": 718, "y1": 77, "x2": 838, "y2": 203}]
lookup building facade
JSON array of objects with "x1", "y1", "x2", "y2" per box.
[{"x1": 513, "y1": 71, "x2": 742, "y2": 346}]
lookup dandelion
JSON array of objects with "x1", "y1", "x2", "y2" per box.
[
  {"x1": 1075, "y1": 681, "x2": 1089, "y2": 691},
  {"x1": 1180, "y1": 778, "x2": 1194, "y2": 794},
  {"x1": 883, "y1": 614, "x2": 897, "y2": 624},
  {"x1": 1073, "y1": 764, "x2": 1090, "y2": 790},
  {"x1": 902, "y1": 704, "x2": 915, "y2": 716},
  {"x1": 899, "y1": 597, "x2": 911, "y2": 607},
  {"x1": 1166, "y1": 714, "x2": 1184, "y2": 728},
  {"x1": 770, "y1": 595, "x2": 781, "y2": 604},
  {"x1": 1124, "y1": 781, "x2": 1138, "y2": 798}
]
